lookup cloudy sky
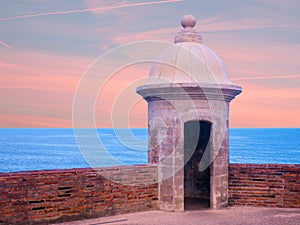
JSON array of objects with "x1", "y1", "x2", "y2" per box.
[{"x1": 1, "y1": 0, "x2": 300, "y2": 128}]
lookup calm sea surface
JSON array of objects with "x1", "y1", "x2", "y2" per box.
[{"x1": 0, "y1": 128, "x2": 299, "y2": 172}]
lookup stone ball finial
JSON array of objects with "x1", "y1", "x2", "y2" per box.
[
  {"x1": 175, "y1": 15, "x2": 202, "y2": 43},
  {"x1": 181, "y1": 15, "x2": 196, "y2": 28}
]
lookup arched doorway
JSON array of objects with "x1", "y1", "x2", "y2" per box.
[{"x1": 184, "y1": 120, "x2": 211, "y2": 210}]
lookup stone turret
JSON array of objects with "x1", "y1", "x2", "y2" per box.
[{"x1": 137, "y1": 15, "x2": 241, "y2": 211}]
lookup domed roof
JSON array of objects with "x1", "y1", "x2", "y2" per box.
[{"x1": 147, "y1": 15, "x2": 234, "y2": 86}]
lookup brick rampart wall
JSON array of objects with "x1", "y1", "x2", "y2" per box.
[
  {"x1": 0, "y1": 165, "x2": 158, "y2": 225},
  {"x1": 1, "y1": 163, "x2": 299, "y2": 224},
  {"x1": 229, "y1": 164, "x2": 300, "y2": 208}
]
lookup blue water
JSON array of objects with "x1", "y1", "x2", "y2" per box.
[{"x1": 0, "y1": 128, "x2": 299, "y2": 172}]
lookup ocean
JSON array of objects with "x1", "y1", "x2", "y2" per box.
[{"x1": 0, "y1": 128, "x2": 299, "y2": 173}]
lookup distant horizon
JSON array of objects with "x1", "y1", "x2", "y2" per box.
[
  {"x1": 0, "y1": 127, "x2": 299, "y2": 173},
  {"x1": 1, "y1": 127, "x2": 299, "y2": 129}
]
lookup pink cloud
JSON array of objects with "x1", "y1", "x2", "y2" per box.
[
  {"x1": 230, "y1": 81, "x2": 300, "y2": 128},
  {"x1": 3, "y1": 39, "x2": 298, "y2": 128},
  {"x1": 209, "y1": 40, "x2": 300, "y2": 80},
  {"x1": 1, "y1": 11, "x2": 299, "y2": 128},
  {"x1": 0, "y1": 49, "x2": 92, "y2": 127},
  {"x1": 0, "y1": 40, "x2": 12, "y2": 48},
  {"x1": 0, "y1": 48, "x2": 152, "y2": 127},
  {"x1": 94, "y1": 64, "x2": 150, "y2": 127},
  {"x1": 1, "y1": 48, "x2": 90, "y2": 76}
]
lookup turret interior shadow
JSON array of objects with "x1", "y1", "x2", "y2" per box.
[{"x1": 184, "y1": 121, "x2": 211, "y2": 210}]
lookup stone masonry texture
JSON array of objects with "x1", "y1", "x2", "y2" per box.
[
  {"x1": 0, "y1": 165, "x2": 158, "y2": 225},
  {"x1": 229, "y1": 164, "x2": 300, "y2": 208},
  {"x1": 0, "y1": 164, "x2": 299, "y2": 224}
]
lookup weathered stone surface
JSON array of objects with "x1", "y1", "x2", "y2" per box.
[{"x1": 137, "y1": 15, "x2": 241, "y2": 211}]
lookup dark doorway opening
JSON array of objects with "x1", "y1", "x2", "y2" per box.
[{"x1": 184, "y1": 121, "x2": 211, "y2": 210}]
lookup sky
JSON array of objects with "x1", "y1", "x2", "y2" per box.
[{"x1": 1, "y1": 0, "x2": 300, "y2": 128}]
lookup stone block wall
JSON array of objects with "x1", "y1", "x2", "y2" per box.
[
  {"x1": 229, "y1": 164, "x2": 300, "y2": 208},
  {"x1": 0, "y1": 165, "x2": 158, "y2": 225}
]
